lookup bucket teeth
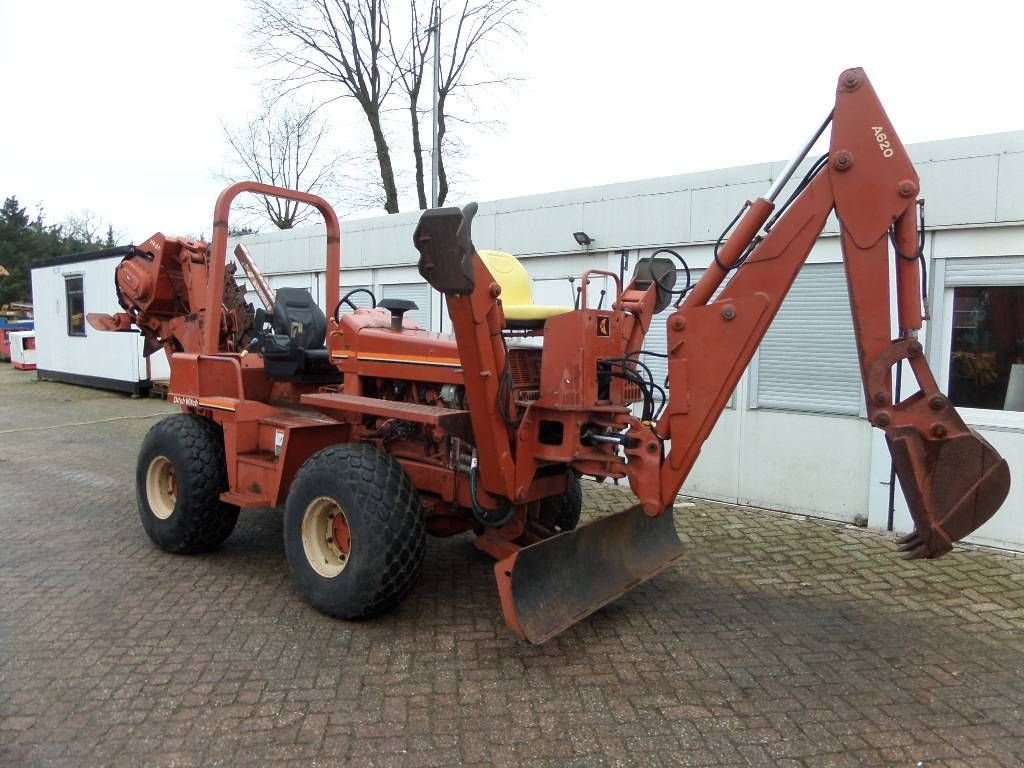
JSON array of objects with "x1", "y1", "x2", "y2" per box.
[
  {"x1": 895, "y1": 531, "x2": 920, "y2": 547},
  {"x1": 896, "y1": 530, "x2": 928, "y2": 560},
  {"x1": 897, "y1": 532, "x2": 929, "y2": 560}
]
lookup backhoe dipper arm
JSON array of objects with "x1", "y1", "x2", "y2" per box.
[{"x1": 655, "y1": 68, "x2": 1009, "y2": 557}]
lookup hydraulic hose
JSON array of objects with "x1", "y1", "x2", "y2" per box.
[{"x1": 468, "y1": 462, "x2": 515, "y2": 527}]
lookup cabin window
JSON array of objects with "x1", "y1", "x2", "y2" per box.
[
  {"x1": 947, "y1": 285, "x2": 1024, "y2": 411},
  {"x1": 65, "y1": 275, "x2": 86, "y2": 336}
]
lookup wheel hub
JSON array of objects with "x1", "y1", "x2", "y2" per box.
[
  {"x1": 145, "y1": 455, "x2": 177, "y2": 520},
  {"x1": 301, "y1": 497, "x2": 352, "y2": 578}
]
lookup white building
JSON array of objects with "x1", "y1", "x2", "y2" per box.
[
  {"x1": 230, "y1": 130, "x2": 1024, "y2": 552},
  {"x1": 30, "y1": 247, "x2": 170, "y2": 394}
]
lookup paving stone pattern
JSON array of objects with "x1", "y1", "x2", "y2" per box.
[{"x1": 1, "y1": 366, "x2": 1023, "y2": 767}]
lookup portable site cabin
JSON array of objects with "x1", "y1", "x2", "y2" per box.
[
  {"x1": 0, "y1": 318, "x2": 33, "y2": 361},
  {"x1": 9, "y1": 330, "x2": 36, "y2": 370},
  {"x1": 30, "y1": 247, "x2": 169, "y2": 394}
]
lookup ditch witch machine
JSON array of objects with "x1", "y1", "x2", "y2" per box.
[{"x1": 91, "y1": 69, "x2": 1010, "y2": 643}]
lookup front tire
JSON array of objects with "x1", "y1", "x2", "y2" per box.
[
  {"x1": 136, "y1": 414, "x2": 240, "y2": 553},
  {"x1": 284, "y1": 444, "x2": 426, "y2": 620}
]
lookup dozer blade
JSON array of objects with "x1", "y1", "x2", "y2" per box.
[
  {"x1": 889, "y1": 425, "x2": 1010, "y2": 559},
  {"x1": 494, "y1": 504, "x2": 684, "y2": 643}
]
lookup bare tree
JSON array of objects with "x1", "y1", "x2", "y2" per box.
[
  {"x1": 248, "y1": 0, "x2": 401, "y2": 213},
  {"x1": 387, "y1": 0, "x2": 431, "y2": 209},
  {"x1": 62, "y1": 211, "x2": 123, "y2": 247},
  {"x1": 432, "y1": 0, "x2": 526, "y2": 206},
  {"x1": 62, "y1": 211, "x2": 103, "y2": 245},
  {"x1": 222, "y1": 104, "x2": 345, "y2": 229},
  {"x1": 247, "y1": 0, "x2": 528, "y2": 213},
  {"x1": 386, "y1": 0, "x2": 527, "y2": 208}
]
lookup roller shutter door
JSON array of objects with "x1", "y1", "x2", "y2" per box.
[
  {"x1": 381, "y1": 282, "x2": 431, "y2": 328},
  {"x1": 945, "y1": 255, "x2": 1024, "y2": 286},
  {"x1": 754, "y1": 262, "x2": 862, "y2": 415},
  {"x1": 338, "y1": 283, "x2": 375, "y2": 310},
  {"x1": 267, "y1": 273, "x2": 316, "y2": 306}
]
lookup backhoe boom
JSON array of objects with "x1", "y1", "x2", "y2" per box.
[{"x1": 657, "y1": 68, "x2": 1008, "y2": 558}]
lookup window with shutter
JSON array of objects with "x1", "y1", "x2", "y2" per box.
[
  {"x1": 754, "y1": 262, "x2": 862, "y2": 415},
  {"x1": 381, "y1": 282, "x2": 431, "y2": 328},
  {"x1": 338, "y1": 284, "x2": 375, "y2": 311}
]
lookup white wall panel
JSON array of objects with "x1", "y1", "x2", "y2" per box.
[
  {"x1": 680, "y1": 409, "x2": 741, "y2": 503},
  {"x1": 520, "y1": 252, "x2": 606, "y2": 281},
  {"x1": 470, "y1": 211, "x2": 498, "y2": 251},
  {"x1": 735, "y1": 409, "x2": 872, "y2": 522},
  {"x1": 494, "y1": 204, "x2": 584, "y2": 255},
  {"x1": 997, "y1": 152, "x2": 1024, "y2": 222},
  {"x1": 532, "y1": 277, "x2": 577, "y2": 309},
  {"x1": 349, "y1": 215, "x2": 421, "y2": 267},
  {"x1": 915, "y1": 156, "x2": 999, "y2": 226},
  {"x1": 690, "y1": 182, "x2": 767, "y2": 241},
  {"x1": 581, "y1": 190, "x2": 691, "y2": 248}
]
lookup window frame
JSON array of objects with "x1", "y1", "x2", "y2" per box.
[
  {"x1": 64, "y1": 273, "x2": 86, "y2": 337},
  {"x1": 936, "y1": 281, "x2": 1024, "y2": 431}
]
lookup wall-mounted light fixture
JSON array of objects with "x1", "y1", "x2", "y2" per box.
[{"x1": 572, "y1": 231, "x2": 594, "y2": 247}]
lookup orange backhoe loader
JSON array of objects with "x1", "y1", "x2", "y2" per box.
[{"x1": 90, "y1": 69, "x2": 1009, "y2": 642}]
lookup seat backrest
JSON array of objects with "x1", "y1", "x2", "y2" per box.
[
  {"x1": 478, "y1": 250, "x2": 534, "y2": 307},
  {"x1": 271, "y1": 287, "x2": 326, "y2": 349}
]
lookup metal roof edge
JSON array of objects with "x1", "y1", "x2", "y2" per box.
[{"x1": 31, "y1": 245, "x2": 134, "y2": 270}]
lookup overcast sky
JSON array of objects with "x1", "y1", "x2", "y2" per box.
[{"x1": 2, "y1": 0, "x2": 1022, "y2": 241}]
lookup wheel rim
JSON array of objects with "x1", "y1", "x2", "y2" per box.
[
  {"x1": 146, "y1": 455, "x2": 177, "y2": 520},
  {"x1": 301, "y1": 496, "x2": 352, "y2": 578}
]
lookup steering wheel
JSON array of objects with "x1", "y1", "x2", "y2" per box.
[
  {"x1": 649, "y1": 248, "x2": 692, "y2": 307},
  {"x1": 333, "y1": 288, "x2": 377, "y2": 322}
]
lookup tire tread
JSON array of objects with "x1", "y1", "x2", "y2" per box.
[
  {"x1": 285, "y1": 443, "x2": 425, "y2": 619},
  {"x1": 137, "y1": 414, "x2": 239, "y2": 554}
]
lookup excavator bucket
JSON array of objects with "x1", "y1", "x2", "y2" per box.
[
  {"x1": 494, "y1": 505, "x2": 684, "y2": 643},
  {"x1": 888, "y1": 423, "x2": 1010, "y2": 559}
]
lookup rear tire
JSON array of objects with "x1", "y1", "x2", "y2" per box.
[
  {"x1": 538, "y1": 471, "x2": 583, "y2": 533},
  {"x1": 136, "y1": 414, "x2": 240, "y2": 554},
  {"x1": 284, "y1": 444, "x2": 425, "y2": 620}
]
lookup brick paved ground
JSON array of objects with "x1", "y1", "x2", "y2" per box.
[{"x1": 1, "y1": 364, "x2": 1023, "y2": 767}]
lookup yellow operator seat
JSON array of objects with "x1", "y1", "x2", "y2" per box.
[{"x1": 477, "y1": 250, "x2": 573, "y2": 328}]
